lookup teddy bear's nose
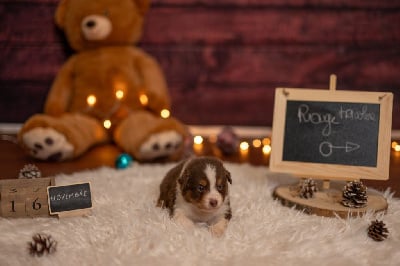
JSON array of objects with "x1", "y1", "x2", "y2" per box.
[{"x1": 85, "y1": 20, "x2": 96, "y2": 28}]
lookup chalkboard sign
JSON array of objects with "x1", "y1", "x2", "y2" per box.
[
  {"x1": 270, "y1": 88, "x2": 393, "y2": 181},
  {"x1": 47, "y1": 182, "x2": 92, "y2": 215}
]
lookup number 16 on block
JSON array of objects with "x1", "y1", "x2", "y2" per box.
[{"x1": 0, "y1": 178, "x2": 54, "y2": 218}]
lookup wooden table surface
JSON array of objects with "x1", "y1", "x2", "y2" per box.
[{"x1": 0, "y1": 134, "x2": 398, "y2": 197}]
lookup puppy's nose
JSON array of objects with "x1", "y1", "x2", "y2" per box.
[{"x1": 209, "y1": 199, "x2": 218, "y2": 208}]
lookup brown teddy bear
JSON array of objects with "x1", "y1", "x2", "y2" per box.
[{"x1": 18, "y1": 0, "x2": 188, "y2": 162}]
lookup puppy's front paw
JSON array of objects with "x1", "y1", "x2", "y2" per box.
[
  {"x1": 138, "y1": 130, "x2": 182, "y2": 160},
  {"x1": 21, "y1": 127, "x2": 74, "y2": 161},
  {"x1": 209, "y1": 219, "x2": 229, "y2": 237}
]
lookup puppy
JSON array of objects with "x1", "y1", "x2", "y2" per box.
[{"x1": 157, "y1": 156, "x2": 232, "y2": 237}]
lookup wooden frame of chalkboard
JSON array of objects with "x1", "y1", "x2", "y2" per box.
[{"x1": 270, "y1": 88, "x2": 393, "y2": 181}]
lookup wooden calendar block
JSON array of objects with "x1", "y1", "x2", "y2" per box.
[
  {"x1": 0, "y1": 191, "x2": 26, "y2": 217},
  {"x1": 0, "y1": 177, "x2": 55, "y2": 218},
  {"x1": 25, "y1": 196, "x2": 49, "y2": 217}
]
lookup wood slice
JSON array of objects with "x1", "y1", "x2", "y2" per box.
[{"x1": 273, "y1": 184, "x2": 388, "y2": 218}]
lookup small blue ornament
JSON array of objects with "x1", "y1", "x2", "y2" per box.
[{"x1": 115, "y1": 153, "x2": 133, "y2": 169}]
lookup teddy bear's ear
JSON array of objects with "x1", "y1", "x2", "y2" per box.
[
  {"x1": 132, "y1": 0, "x2": 151, "y2": 15},
  {"x1": 55, "y1": 0, "x2": 69, "y2": 29}
]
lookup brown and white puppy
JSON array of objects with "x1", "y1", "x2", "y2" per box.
[{"x1": 157, "y1": 156, "x2": 232, "y2": 237}]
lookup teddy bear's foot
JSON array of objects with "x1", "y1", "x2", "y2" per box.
[
  {"x1": 21, "y1": 128, "x2": 74, "y2": 161},
  {"x1": 138, "y1": 130, "x2": 183, "y2": 160}
]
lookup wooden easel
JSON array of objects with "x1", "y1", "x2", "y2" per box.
[{"x1": 271, "y1": 75, "x2": 390, "y2": 218}]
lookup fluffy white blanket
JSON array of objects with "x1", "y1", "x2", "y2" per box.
[{"x1": 0, "y1": 162, "x2": 399, "y2": 266}]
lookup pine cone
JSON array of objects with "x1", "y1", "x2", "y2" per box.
[
  {"x1": 19, "y1": 164, "x2": 41, "y2": 179},
  {"x1": 368, "y1": 220, "x2": 389, "y2": 241},
  {"x1": 28, "y1": 233, "x2": 57, "y2": 256},
  {"x1": 341, "y1": 180, "x2": 368, "y2": 208},
  {"x1": 298, "y1": 178, "x2": 318, "y2": 199}
]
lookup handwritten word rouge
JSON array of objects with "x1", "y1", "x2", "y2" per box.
[{"x1": 297, "y1": 104, "x2": 375, "y2": 136}]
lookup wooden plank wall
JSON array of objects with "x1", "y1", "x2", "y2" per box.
[{"x1": 1, "y1": 0, "x2": 399, "y2": 128}]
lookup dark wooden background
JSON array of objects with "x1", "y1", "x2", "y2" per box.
[{"x1": 1, "y1": 0, "x2": 399, "y2": 128}]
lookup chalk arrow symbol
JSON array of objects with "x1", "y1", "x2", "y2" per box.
[
  {"x1": 319, "y1": 141, "x2": 360, "y2": 157},
  {"x1": 343, "y1": 142, "x2": 360, "y2": 153}
]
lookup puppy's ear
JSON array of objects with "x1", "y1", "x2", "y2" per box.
[
  {"x1": 225, "y1": 170, "x2": 232, "y2": 184},
  {"x1": 177, "y1": 158, "x2": 192, "y2": 190},
  {"x1": 178, "y1": 174, "x2": 189, "y2": 190}
]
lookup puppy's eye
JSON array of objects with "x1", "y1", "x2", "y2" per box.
[
  {"x1": 197, "y1": 185, "x2": 205, "y2": 193},
  {"x1": 217, "y1": 184, "x2": 224, "y2": 191}
]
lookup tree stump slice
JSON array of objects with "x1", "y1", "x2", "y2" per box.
[{"x1": 273, "y1": 183, "x2": 388, "y2": 218}]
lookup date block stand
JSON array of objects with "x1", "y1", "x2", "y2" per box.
[{"x1": 0, "y1": 178, "x2": 55, "y2": 218}]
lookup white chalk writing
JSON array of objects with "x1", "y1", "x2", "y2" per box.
[
  {"x1": 338, "y1": 105, "x2": 375, "y2": 121},
  {"x1": 50, "y1": 189, "x2": 89, "y2": 202},
  {"x1": 297, "y1": 103, "x2": 375, "y2": 138},
  {"x1": 297, "y1": 104, "x2": 339, "y2": 136}
]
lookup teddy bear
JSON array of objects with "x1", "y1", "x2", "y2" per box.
[{"x1": 18, "y1": 0, "x2": 188, "y2": 162}]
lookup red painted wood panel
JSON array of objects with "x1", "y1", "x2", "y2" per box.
[
  {"x1": 150, "y1": 0, "x2": 400, "y2": 8},
  {"x1": 0, "y1": 45, "x2": 66, "y2": 81},
  {"x1": 142, "y1": 8, "x2": 400, "y2": 46},
  {"x1": 0, "y1": 0, "x2": 399, "y2": 129},
  {"x1": 170, "y1": 86, "x2": 275, "y2": 126},
  {"x1": 148, "y1": 45, "x2": 400, "y2": 89},
  {"x1": 3, "y1": 3, "x2": 399, "y2": 46},
  {"x1": 1, "y1": 0, "x2": 399, "y2": 8},
  {"x1": 0, "y1": 3, "x2": 58, "y2": 44}
]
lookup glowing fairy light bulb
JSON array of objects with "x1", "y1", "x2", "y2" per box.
[
  {"x1": 252, "y1": 139, "x2": 262, "y2": 148},
  {"x1": 239, "y1": 141, "x2": 249, "y2": 151},
  {"x1": 262, "y1": 144, "x2": 272, "y2": 155},
  {"x1": 262, "y1": 137, "x2": 271, "y2": 146},
  {"x1": 115, "y1": 90, "x2": 124, "y2": 100},
  {"x1": 103, "y1": 119, "x2": 112, "y2": 129},
  {"x1": 160, "y1": 109, "x2": 170, "y2": 118},
  {"x1": 392, "y1": 141, "x2": 398, "y2": 149},
  {"x1": 395, "y1": 144, "x2": 400, "y2": 152},
  {"x1": 139, "y1": 94, "x2": 148, "y2": 106},
  {"x1": 193, "y1": 135, "x2": 204, "y2": 145},
  {"x1": 86, "y1": 95, "x2": 96, "y2": 107}
]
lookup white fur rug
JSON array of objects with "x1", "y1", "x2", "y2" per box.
[{"x1": 0, "y1": 162, "x2": 399, "y2": 266}]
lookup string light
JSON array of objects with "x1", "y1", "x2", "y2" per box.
[
  {"x1": 103, "y1": 119, "x2": 112, "y2": 129},
  {"x1": 239, "y1": 141, "x2": 249, "y2": 151},
  {"x1": 392, "y1": 141, "x2": 398, "y2": 149},
  {"x1": 252, "y1": 139, "x2": 262, "y2": 148},
  {"x1": 115, "y1": 90, "x2": 124, "y2": 100},
  {"x1": 391, "y1": 141, "x2": 400, "y2": 152},
  {"x1": 86, "y1": 95, "x2": 96, "y2": 107},
  {"x1": 262, "y1": 137, "x2": 271, "y2": 146},
  {"x1": 262, "y1": 144, "x2": 272, "y2": 155},
  {"x1": 160, "y1": 109, "x2": 170, "y2": 118},
  {"x1": 139, "y1": 94, "x2": 148, "y2": 106},
  {"x1": 193, "y1": 135, "x2": 204, "y2": 145}
]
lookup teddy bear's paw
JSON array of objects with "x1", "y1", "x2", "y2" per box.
[
  {"x1": 21, "y1": 128, "x2": 74, "y2": 161},
  {"x1": 138, "y1": 130, "x2": 183, "y2": 160}
]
